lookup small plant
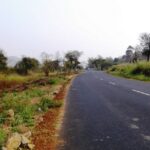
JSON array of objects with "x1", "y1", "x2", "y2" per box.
[
  {"x1": 12, "y1": 106, "x2": 35, "y2": 127},
  {"x1": 38, "y1": 97, "x2": 62, "y2": 111},
  {"x1": 48, "y1": 76, "x2": 65, "y2": 85},
  {"x1": 25, "y1": 88, "x2": 45, "y2": 98},
  {"x1": 0, "y1": 112, "x2": 8, "y2": 125},
  {"x1": 49, "y1": 79, "x2": 57, "y2": 85},
  {"x1": 0, "y1": 128, "x2": 6, "y2": 148}
]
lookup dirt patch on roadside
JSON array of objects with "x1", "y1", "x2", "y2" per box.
[
  {"x1": 0, "y1": 78, "x2": 50, "y2": 94},
  {"x1": 33, "y1": 108, "x2": 60, "y2": 150},
  {"x1": 54, "y1": 84, "x2": 66, "y2": 100},
  {"x1": 32, "y1": 84, "x2": 67, "y2": 150}
]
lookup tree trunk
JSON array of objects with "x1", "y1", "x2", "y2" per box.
[{"x1": 147, "y1": 54, "x2": 150, "y2": 61}]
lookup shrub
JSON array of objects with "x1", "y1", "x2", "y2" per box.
[
  {"x1": 49, "y1": 77, "x2": 60, "y2": 85},
  {"x1": 0, "y1": 112, "x2": 8, "y2": 125},
  {"x1": 38, "y1": 97, "x2": 62, "y2": 111},
  {"x1": 131, "y1": 62, "x2": 150, "y2": 76},
  {"x1": 0, "y1": 129, "x2": 6, "y2": 148},
  {"x1": 12, "y1": 106, "x2": 35, "y2": 127},
  {"x1": 108, "y1": 61, "x2": 150, "y2": 80}
]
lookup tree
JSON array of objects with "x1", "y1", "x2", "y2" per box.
[
  {"x1": 125, "y1": 46, "x2": 134, "y2": 63},
  {"x1": 65, "y1": 50, "x2": 82, "y2": 71},
  {"x1": 15, "y1": 57, "x2": 39, "y2": 75},
  {"x1": 88, "y1": 56, "x2": 104, "y2": 70},
  {"x1": 41, "y1": 52, "x2": 52, "y2": 76},
  {"x1": 87, "y1": 56, "x2": 113, "y2": 70},
  {"x1": 132, "y1": 45, "x2": 142, "y2": 63},
  {"x1": 0, "y1": 50, "x2": 7, "y2": 71},
  {"x1": 140, "y1": 33, "x2": 150, "y2": 61},
  {"x1": 42, "y1": 60, "x2": 51, "y2": 76}
]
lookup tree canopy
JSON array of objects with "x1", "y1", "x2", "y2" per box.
[
  {"x1": 0, "y1": 50, "x2": 7, "y2": 71},
  {"x1": 15, "y1": 57, "x2": 39, "y2": 75},
  {"x1": 140, "y1": 33, "x2": 150, "y2": 61}
]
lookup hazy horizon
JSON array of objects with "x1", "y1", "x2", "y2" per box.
[{"x1": 1, "y1": 0, "x2": 150, "y2": 61}]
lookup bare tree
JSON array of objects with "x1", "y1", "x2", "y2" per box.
[{"x1": 41, "y1": 52, "x2": 52, "y2": 76}]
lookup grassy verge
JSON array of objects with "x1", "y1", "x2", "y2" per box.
[
  {"x1": 32, "y1": 75, "x2": 74, "y2": 150},
  {"x1": 0, "y1": 72, "x2": 43, "y2": 90},
  {"x1": 108, "y1": 61, "x2": 150, "y2": 81},
  {"x1": 0, "y1": 74, "x2": 71, "y2": 148}
]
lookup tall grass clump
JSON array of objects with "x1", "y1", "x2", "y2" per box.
[
  {"x1": 38, "y1": 97, "x2": 62, "y2": 111},
  {"x1": 131, "y1": 62, "x2": 150, "y2": 76},
  {"x1": 0, "y1": 72, "x2": 43, "y2": 90},
  {"x1": 0, "y1": 129, "x2": 6, "y2": 148},
  {"x1": 108, "y1": 61, "x2": 150, "y2": 81}
]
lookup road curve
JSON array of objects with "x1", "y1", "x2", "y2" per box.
[{"x1": 58, "y1": 71, "x2": 150, "y2": 150}]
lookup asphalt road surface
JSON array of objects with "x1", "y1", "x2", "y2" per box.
[{"x1": 58, "y1": 71, "x2": 150, "y2": 150}]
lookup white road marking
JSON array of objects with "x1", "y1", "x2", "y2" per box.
[
  {"x1": 141, "y1": 134, "x2": 150, "y2": 141},
  {"x1": 132, "y1": 89, "x2": 150, "y2": 96},
  {"x1": 130, "y1": 124, "x2": 139, "y2": 129},
  {"x1": 132, "y1": 118, "x2": 139, "y2": 122},
  {"x1": 109, "y1": 82, "x2": 116, "y2": 85}
]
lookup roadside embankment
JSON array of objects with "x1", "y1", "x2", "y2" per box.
[
  {"x1": 107, "y1": 61, "x2": 150, "y2": 81},
  {"x1": 0, "y1": 73, "x2": 75, "y2": 150}
]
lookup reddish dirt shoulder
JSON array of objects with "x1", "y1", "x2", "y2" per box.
[{"x1": 32, "y1": 78, "x2": 73, "y2": 150}]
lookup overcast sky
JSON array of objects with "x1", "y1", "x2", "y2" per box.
[{"x1": 0, "y1": 0, "x2": 150, "y2": 61}]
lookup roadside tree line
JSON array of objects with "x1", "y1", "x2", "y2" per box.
[
  {"x1": 87, "y1": 32, "x2": 150, "y2": 71},
  {"x1": 0, "y1": 50, "x2": 82, "y2": 76}
]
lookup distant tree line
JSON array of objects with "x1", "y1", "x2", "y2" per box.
[
  {"x1": 87, "y1": 32, "x2": 150, "y2": 70},
  {"x1": 87, "y1": 56, "x2": 114, "y2": 70},
  {"x1": 0, "y1": 50, "x2": 82, "y2": 75}
]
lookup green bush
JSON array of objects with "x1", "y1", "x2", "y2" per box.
[
  {"x1": 0, "y1": 129, "x2": 6, "y2": 148},
  {"x1": 48, "y1": 79, "x2": 57, "y2": 85},
  {"x1": 131, "y1": 63, "x2": 150, "y2": 76},
  {"x1": 12, "y1": 106, "x2": 34, "y2": 127},
  {"x1": 108, "y1": 61, "x2": 150, "y2": 81},
  {"x1": 38, "y1": 97, "x2": 62, "y2": 111},
  {"x1": 48, "y1": 76, "x2": 66, "y2": 85},
  {"x1": 0, "y1": 112, "x2": 8, "y2": 125}
]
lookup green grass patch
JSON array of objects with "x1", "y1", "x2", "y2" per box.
[
  {"x1": 0, "y1": 72, "x2": 43, "y2": 83},
  {"x1": 48, "y1": 76, "x2": 66, "y2": 85},
  {"x1": 38, "y1": 97, "x2": 62, "y2": 112},
  {"x1": 0, "y1": 72, "x2": 43, "y2": 90},
  {"x1": 0, "y1": 128, "x2": 6, "y2": 148},
  {"x1": 0, "y1": 111, "x2": 8, "y2": 125},
  {"x1": 0, "y1": 88, "x2": 47, "y2": 128},
  {"x1": 1, "y1": 88, "x2": 45, "y2": 110},
  {"x1": 12, "y1": 105, "x2": 35, "y2": 127},
  {"x1": 0, "y1": 73, "x2": 68, "y2": 146},
  {"x1": 108, "y1": 61, "x2": 150, "y2": 81}
]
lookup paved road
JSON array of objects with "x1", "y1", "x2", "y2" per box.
[{"x1": 58, "y1": 71, "x2": 150, "y2": 150}]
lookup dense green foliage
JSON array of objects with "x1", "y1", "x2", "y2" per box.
[
  {"x1": 0, "y1": 129, "x2": 6, "y2": 148},
  {"x1": 15, "y1": 57, "x2": 39, "y2": 75},
  {"x1": 38, "y1": 97, "x2": 62, "y2": 111}
]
